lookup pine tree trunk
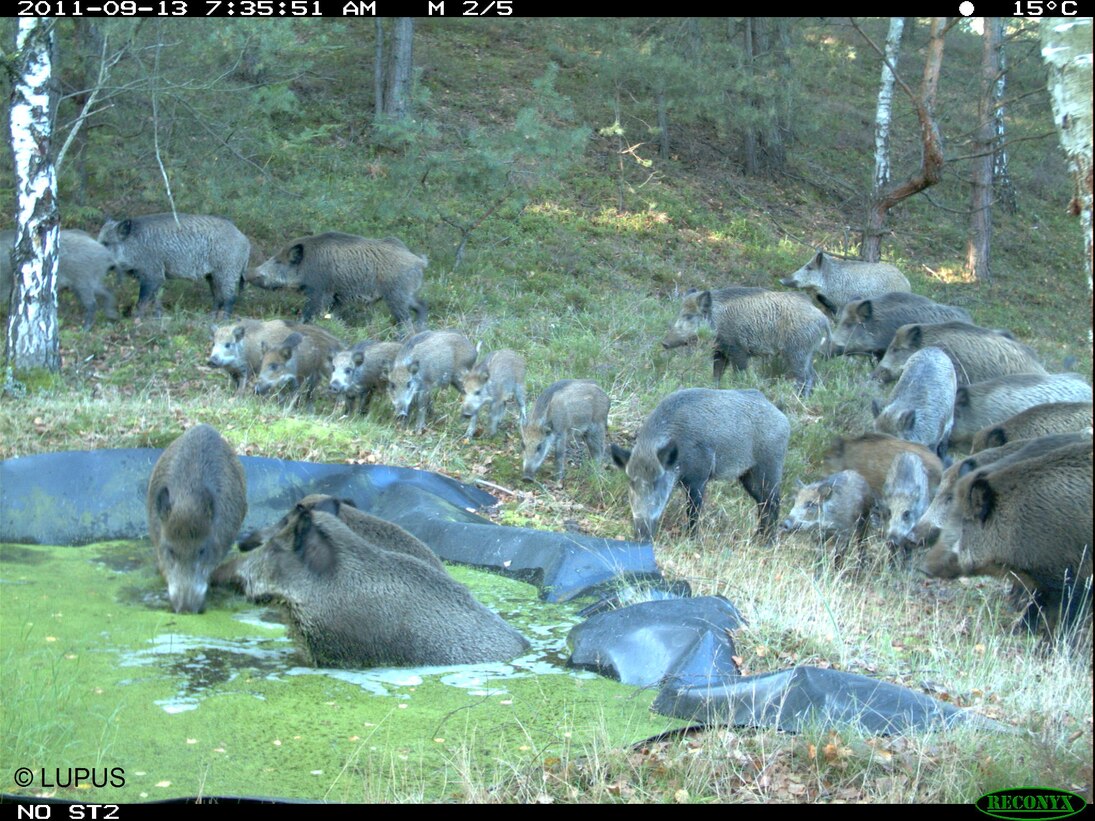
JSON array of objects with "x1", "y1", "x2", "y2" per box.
[
  {"x1": 864, "y1": 17, "x2": 905, "y2": 263},
  {"x1": 966, "y1": 17, "x2": 999, "y2": 282},
  {"x1": 1041, "y1": 17, "x2": 1093, "y2": 340},
  {"x1": 383, "y1": 17, "x2": 414, "y2": 121},
  {"x1": 374, "y1": 19, "x2": 384, "y2": 121},
  {"x1": 6, "y1": 17, "x2": 61, "y2": 375},
  {"x1": 742, "y1": 18, "x2": 758, "y2": 177}
]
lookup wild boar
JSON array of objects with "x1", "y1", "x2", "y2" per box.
[
  {"x1": 521, "y1": 379, "x2": 611, "y2": 484},
  {"x1": 780, "y1": 251, "x2": 910, "y2": 316},
  {"x1": 328, "y1": 340, "x2": 402, "y2": 416},
  {"x1": 879, "y1": 452, "x2": 932, "y2": 551},
  {"x1": 873, "y1": 321, "x2": 1046, "y2": 386},
  {"x1": 610, "y1": 388, "x2": 789, "y2": 542},
  {"x1": 908, "y1": 431, "x2": 1091, "y2": 551},
  {"x1": 830, "y1": 292, "x2": 972, "y2": 360},
  {"x1": 254, "y1": 325, "x2": 345, "y2": 409},
  {"x1": 248, "y1": 232, "x2": 428, "y2": 332},
  {"x1": 97, "y1": 213, "x2": 250, "y2": 318},
  {"x1": 147, "y1": 424, "x2": 247, "y2": 614},
  {"x1": 460, "y1": 349, "x2": 528, "y2": 438},
  {"x1": 779, "y1": 470, "x2": 873, "y2": 548},
  {"x1": 662, "y1": 287, "x2": 830, "y2": 396},
  {"x1": 1, "y1": 228, "x2": 118, "y2": 329},
  {"x1": 208, "y1": 318, "x2": 297, "y2": 395},
  {"x1": 921, "y1": 438, "x2": 1093, "y2": 632},
  {"x1": 971, "y1": 401, "x2": 1094, "y2": 453},
  {"x1": 235, "y1": 494, "x2": 444, "y2": 572},
  {"x1": 387, "y1": 330, "x2": 478, "y2": 432},
  {"x1": 871, "y1": 347, "x2": 957, "y2": 459},
  {"x1": 822, "y1": 433, "x2": 942, "y2": 499},
  {"x1": 226, "y1": 507, "x2": 530, "y2": 667},
  {"x1": 950, "y1": 373, "x2": 1092, "y2": 447}
]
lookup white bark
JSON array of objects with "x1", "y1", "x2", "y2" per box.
[
  {"x1": 6, "y1": 17, "x2": 61, "y2": 375},
  {"x1": 991, "y1": 18, "x2": 1016, "y2": 212},
  {"x1": 1041, "y1": 17, "x2": 1093, "y2": 340},
  {"x1": 872, "y1": 17, "x2": 905, "y2": 192}
]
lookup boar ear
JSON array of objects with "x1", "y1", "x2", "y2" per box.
[
  {"x1": 817, "y1": 482, "x2": 834, "y2": 501},
  {"x1": 984, "y1": 427, "x2": 1007, "y2": 449},
  {"x1": 813, "y1": 250, "x2": 825, "y2": 267},
  {"x1": 284, "y1": 332, "x2": 303, "y2": 350},
  {"x1": 957, "y1": 457, "x2": 979, "y2": 478},
  {"x1": 288, "y1": 243, "x2": 305, "y2": 265},
  {"x1": 352, "y1": 351, "x2": 365, "y2": 366},
  {"x1": 309, "y1": 496, "x2": 342, "y2": 517},
  {"x1": 155, "y1": 486, "x2": 172, "y2": 518},
  {"x1": 340, "y1": 497, "x2": 358, "y2": 509},
  {"x1": 907, "y1": 325, "x2": 922, "y2": 346},
  {"x1": 610, "y1": 444, "x2": 631, "y2": 469},
  {"x1": 292, "y1": 510, "x2": 337, "y2": 575},
  {"x1": 657, "y1": 441, "x2": 679, "y2": 469},
  {"x1": 260, "y1": 340, "x2": 269, "y2": 354},
  {"x1": 697, "y1": 291, "x2": 713, "y2": 315},
  {"x1": 408, "y1": 360, "x2": 420, "y2": 375},
  {"x1": 855, "y1": 300, "x2": 873, "y2": 322},
  {"x1": 954, "y1": 387, "x2": 969, "y2": 408},
  {"x1": 233, "y1": 325, "x2": 247, "y2": 342},
  {"x1": 967, "y1": 476, "x2": 996, "y2": 525},
  {"x1": 117, "y1": 219, "x2": 133, "y2": 239},
  {"x1": 870, "y1": 398, "x2": 882, "y2": 418},
  {"x1": 898, "y1": 409, "x2": 916, "y2": 433}
]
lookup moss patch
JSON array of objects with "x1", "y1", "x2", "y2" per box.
[{"x1": 1, "y1": 542, "x2": 684, "y2": 802}]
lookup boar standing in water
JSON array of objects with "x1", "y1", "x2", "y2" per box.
[{"x1": 147, "y1": 424, "x2": 247, "y2": 614}]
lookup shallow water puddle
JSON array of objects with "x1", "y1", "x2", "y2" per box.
[{"x1": 1, "y1": 542, "x2": 684, "y2": 801}]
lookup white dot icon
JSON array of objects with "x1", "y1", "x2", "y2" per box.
[{"x1": 959, "y1": 1, "x2": 975, "y2": 14}]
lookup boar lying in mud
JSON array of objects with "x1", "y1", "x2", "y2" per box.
[
  {"x1": 521, "y1": 379, "x2": 610, "y2": 483},
  {"x1": 662, "y1": 287, "x2": 829, "y2": 396},
  {"x1": 611, "y1": 388, "x2": 789, "y2": 542},
  {"x1": 220, "y1": 505, "x2": 530, "y2": 668},
  {"x1": 147, "y1": 424, "x2": 247, "y2": 614}
]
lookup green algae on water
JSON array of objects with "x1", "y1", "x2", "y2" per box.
[{"x1": 1, "y1": 541, "x2": 686, "y2": 802}]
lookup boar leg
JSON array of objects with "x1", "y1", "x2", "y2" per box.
[
  {"x1": 515, "y1": 385, "x2": 528, "y2": 426},
  {"x1": 554, "y1": 433, "x2": 568, "y2": 483},
  {"x1": 682, "y1": 477, "x2": 707, "y2": 534},
  {"x1": 302, "y1": 287, "x2": 334, "y2": 323},
  {"x1": 584, "y1": 424, "x2": 606, "y2": 463},
  {"x1": 487, "y1": 403, "x2": 505, "y2": 437},
  {"x1": 135, "y1": 271, "x2": 165, "y2": 318},
  {"x1": 740, "y1": 468, "x2": 781, "y2": 543},
  {"x1": 786, "y1": 349, "x2": 816, "y2": 397},
  {"x1": 96, "y1": 283, "x2": 119, "y2": 321}
]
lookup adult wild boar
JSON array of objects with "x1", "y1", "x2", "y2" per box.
[
  {"x1": 779, "y1": 470, "x2": 873, "y2": 548},
  {"x1": 822, "y1": 433, "x2": 942, "y2": 499},
  {"x1": 98, "y1": 213, "x2": 250, "y2": 318},
  {"x1": 225, "y1": 507, "x2": 530, "y2": 668},
  {"x1": 610, "y1": 388, "x2": 789, "y2": 542},
  {"x1": 249, "y1": 232, "x2": 428, "y2": 332},
  {"x1": 873, "y1": 321, "x2": 1046, "y2": 386},
  {"x1": 328, "y1": 340, "x2": 403, "y2": 416},
  {"x1": 1, "y1": 228, "x2": 118, "y2": 329},
  {"x1": 208, "y1": 318, "x2": 297, "y2": 395},
  {"x1": 921, "y1": 438, "x2": 1093, "y2": 632},
  {"x1": 908, "y1": 431, "x2": 1091, "y2": 551},
  {"x1": 971, "y1": 401, "x2": 1094, "y2": 453},
  {"x1": 254, "y1": 325, "x2": 345, "y2": 409},
  {"x1": 662, "y1": 287, "x2": 830, "y2": 396},
  {"x1": 387, "y1": 330, "x2": 477, "y2": 432},
  {"x1": 830, "y1": 292, "x2": 972, "y2": 360},
  {"x1": 521, "y1": 379, "x2": 610, "y2": 484},
  {"x1": 950, "y1": 373, "x2": 1093, "y2": 447},
  {"x1": 235, "y1": 493, "x2": 444, "y2": 572},
  {"x1": 461, "y1": 349, "x2": 528, "y2": 439},
  {"x1": 871, "y1": 347, "x2": 957, "y2": 459},
  {"x1": 147, "y1": 424, "x2": 247, "y2": 614},
  {"x1": 780, "y1": 251, "x2": 910, "y2": 316}
]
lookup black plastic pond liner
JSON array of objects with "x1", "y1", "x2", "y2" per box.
[
  {"x1": 651, "y1": 665, "x2": 1009, "y2": 734},
  {"x1": 1, "y1": 448, "x2": 1006, "y2": 751},
  {"x1": 567, "y1": 596, "x2": 745, "y2": 687},
  {"x1": 0, "y1": 449, "x2": 659, "y2": 602}
]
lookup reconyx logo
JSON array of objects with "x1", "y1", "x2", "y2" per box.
[{"x1": 976, "y1": 788, "x2": 1086, "y2": 820}]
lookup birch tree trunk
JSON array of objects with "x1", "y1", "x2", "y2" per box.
[
  {"x1": 863, "y1": 17, "x2": 905, "y2": 263},
  {"x1": 6, "y1": 17, "x2": 61, "y2": 376},
  {"x1": 966, "y1": 17, "x2": 1000, "y2": 282},
  {"x1": 1040, "y1": 17, "x2": 1093, "y2": 339},
  {"x1": 992, "y1": 18, "x2": 1017, "y2": 214}
]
